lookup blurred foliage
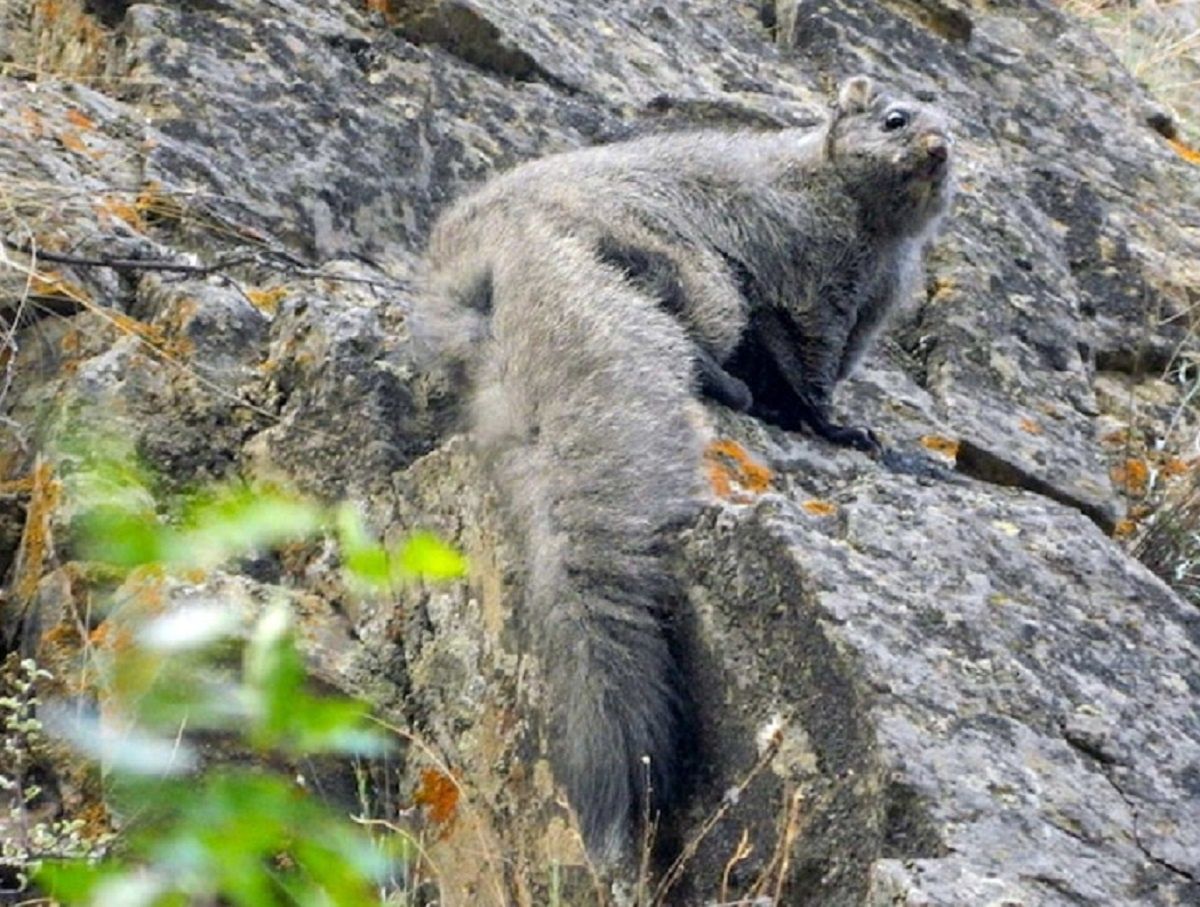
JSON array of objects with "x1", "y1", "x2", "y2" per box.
[{"x1": 30, "y1": 435, "x2": 466, "y2": 906}]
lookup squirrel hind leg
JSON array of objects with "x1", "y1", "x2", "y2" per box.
[{"x1": 769, "y1": 390, "x2": 884, "y2": 454}]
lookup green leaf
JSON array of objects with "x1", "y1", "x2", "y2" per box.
[
  {"x1": 42, "y1": 438, "x2": 423, "y2": 907},
  {"x1": 337, "y1": 509, "x2": 465, "y2": 587},
  {"x1": 138, "y1": 603, "x2": 240, "y2": 652},
  {"x1": 40, "y1": 701, "x2": 197, "y2": 775},
  {"x1": 394, "y1": 531, "x2": 466, "y2": 581},
  {"x1": 335, "y1": 505, "x2": 392, "y2": 589},
  {"x1": 243, "y1": 605, "x2": 306, "y2": 746},
  {"x1": 289, "y1": 696, "x2": 390, "y2": 755},
  {"x1": 153, "y1": 773, "x2": 390, "y2": 906},
  {"x1": 342, "y1": 544, "x2": 391, "y2": 586},
  {"x1": 290, "y1": 831, "x2": 391, "y2": 906},
  {"x1": 240, "y1": 606, "x2": 387, "y2": 755},
  {"x1": 89, "y1": 872, "x2": 171, "y2": 907},
  {"x1": 333, "y1": 504, "x2": 371, "y2": 552},
  {"x1": 169, "y1": 486, "x2": 323, "y2": 569},
  {"x1": 73, "y1": 506, "x2": 166, "y2": 568},
  {"x1": 35, "y1": 860, "x2": 117, "y2": 901}
]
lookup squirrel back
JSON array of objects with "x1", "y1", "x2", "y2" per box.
[{"x1": 417, "y1": 75, "x2": 954, "y2": 860}]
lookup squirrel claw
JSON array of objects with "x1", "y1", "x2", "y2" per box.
[
  {"x1": 820, "y1": 423, "x2": 882, "y2": 454},
  {"x1": 880, "y1": 447, "x2": 954, "y2": 480}
]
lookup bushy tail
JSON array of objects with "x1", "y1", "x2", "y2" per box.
[{"x1": 433, "y1": 218, "x2": 703, "y2": 859}]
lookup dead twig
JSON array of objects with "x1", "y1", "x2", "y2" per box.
[
  {"x1": 1, "y1": 238, "x2": 414, "y2": 293},
  {"x1": 651, "y1": 728, "x2": 784, "y2": 904},
  {"x1": 3, "y1": 242, "x2": 258, "y2": 276}
]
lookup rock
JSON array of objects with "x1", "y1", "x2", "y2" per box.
[
  {"x1": 242, "y1": 276, "x2": 446, "y2": 504},
  {"x1": 0, "y1": 0, "x2": 1197, "y2": 903}
]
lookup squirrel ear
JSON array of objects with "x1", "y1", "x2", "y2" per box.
[{"x1": 836, "y1": 76, "x2": 876, "y2": 114}]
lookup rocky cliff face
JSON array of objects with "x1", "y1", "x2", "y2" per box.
[{"x1": 1, "y1": 1, "x2": 1198, "y2": 904}]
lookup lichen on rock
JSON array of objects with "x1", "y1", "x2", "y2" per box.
[{"x1": 1, "y1": 1, "x2": 1198, "y2": 904}]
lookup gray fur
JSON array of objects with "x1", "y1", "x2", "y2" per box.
[{"x1": 417, "y1": 76, "x2": 954, "y2": 860}]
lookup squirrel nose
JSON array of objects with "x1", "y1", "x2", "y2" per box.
[{"x1": 923, "y1": 134, "x2": 950, "y2": 162}]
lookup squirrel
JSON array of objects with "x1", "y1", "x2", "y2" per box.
[{"x1": 417, "y1": 75, "x2": 954, "y2": 862}]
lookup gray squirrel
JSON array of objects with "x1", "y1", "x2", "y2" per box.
[{"x1": 418, "y1": 75, "x2": 954, "y2": 861}]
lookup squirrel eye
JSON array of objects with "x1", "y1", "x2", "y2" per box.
[{"x1": 883, "y1": 110, "x2": 910, "y2": 131}]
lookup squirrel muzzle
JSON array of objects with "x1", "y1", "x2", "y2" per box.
[
  {"x1": 918, "y1": 132, "x2": 951, "y2": 180},
  {"x1": 918, "y1": 131, "x2": 952, "y2": 181}
]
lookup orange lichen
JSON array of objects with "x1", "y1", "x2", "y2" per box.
[
  {"x1": 706, "y1": 461, "x2": 734, "y2": 500},
  {"x1": 77, "y1": 801, "x2": 113, "y2": 840},
  {"x1": 59, "y1": 327, "x2": 84, "y2": 358},
  {"x1": 41, "y1": 620, "x2": 81, "y2": 649},
  {"x1": 57, "y1": 129, "x2": 88, "y2": 155},
  {"x1": 802, "y1": 499, "x2": 838, "y2": 517},
  {"x1": 20, "y1": 107, "x2": 45, "y2": 139},
  {"x1": 14, "y1": 459, "x2": 61, "y2": 608},
  {"x1": 125, "y1": 570, "x2": 166, "y2": 618},
  {"x1": 89, "y1": 619, "x2": 134, "y2": 654},
  {"x1": 106, "y1": 311, "x2": 194, "y2": 359},
  {"x1": 31, "y1": 270, "x2": 92, "y2": 303},
  {"x1": 87, "y1": 621, "x2": 111, "y2": 647},
  {"x1": 919, "y1": 434, "x2": 960, "y2": 459},
  {"x1": 1018, "y1": 417, "x2": 1043, "y2": 435},
  {"x1": 1167, "y1": 137, "x2": 1200, "y2": 165},
  {"x1": 156, "y1": 296, "x2": 201, "y2": 343},
  {"x1": 1100, "y1": 429, "x2": 1128, "y2": 447},
  {"x1": 134, "y1": 181, "x2": 185, "y2": 226},
  {"x1": 31, "y1": 0, "x2": 109, "y2": 80},
  {"x1": 413, "y1": 767, "x2": 459, "y2": 834},
  {"x1": 1112, "y1": 519, "x2": 1137, "y2": 539},
  {"x1": 96, "y1": 194, "x2": 145, "y2": 230},
  {"x1": 107, "y1": 311, "x2": 160, "y2": 341},
  {"x1": 0, "y1": 475, "x2": 35, "y2": 495},
  {"x1": 65, "y1": 108, "x2": 95, "y2": 130},
  {"x1": 365, "y1": 0, "x2": 400, "y2": 23},
  {"x1": 927, "y1": 276, "x2": 956, "y2": 303},
  {"x1": 1111, "y1": 458, "x2": 1149, "y2": 496},
  {"x1": 704, "y1": 439, "x2": 773, "y2": 502},
  {"x1": 245, "y1": 286, "x2": 288, "y2": 315},
  {"x1": 1161, "y1": 457, "x2": 1194, "y2": 478}
]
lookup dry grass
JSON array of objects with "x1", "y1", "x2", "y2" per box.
[
  {"x1": 1136, "y1": 471, "x2": 1200, "y2": 606},
  {"x1": 1056, "y1": 2, "x2": 1200, "y2": 603},
  {"x1": 1099, "y1": 357, "x2": 1200, "y2": 606},
  {"x1": 1126, "y1": 347, "x2": 1200, "y2": 609},
  {"x1": 1059, "y1": 0, "x2": 1200, "y2": 144}
]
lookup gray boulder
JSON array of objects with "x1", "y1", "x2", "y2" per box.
[{"x1": 0, "y1": 0, "x2": 1197, "y2": 903}]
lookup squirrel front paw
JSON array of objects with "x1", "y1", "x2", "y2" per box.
[{"x1": 818, "y1": 423, "x2": 882, "y2": 454}]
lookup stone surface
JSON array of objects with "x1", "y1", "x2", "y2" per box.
[{"x1": 1, "y1": 0, "x2": 1198, "y2": 904}]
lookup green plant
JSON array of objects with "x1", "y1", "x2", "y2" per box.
[
  {"x1": 1, "y1": 656, "x2": 110, "y2": 895},
  {"x1": 27, "y1": 441, "x2": 465, "y2": 906}
]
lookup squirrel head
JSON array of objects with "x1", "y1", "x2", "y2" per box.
[{"x1": 826, "y1": 76, "x2": 955, "y2": 238}]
